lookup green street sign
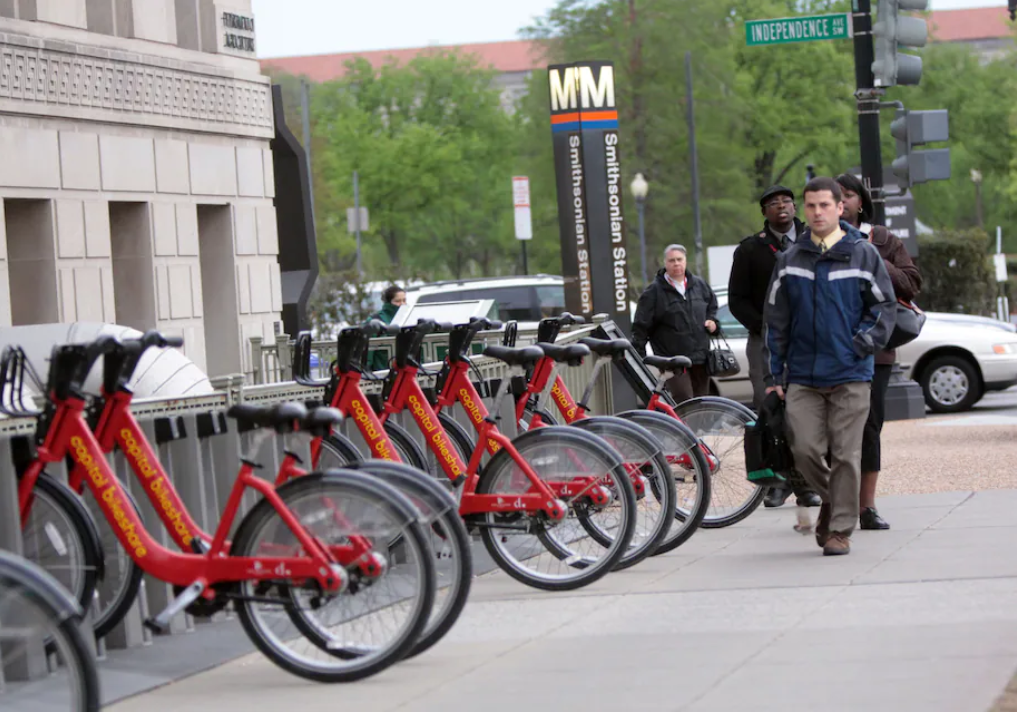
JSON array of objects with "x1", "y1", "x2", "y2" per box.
[{"x1": 746, "y1": 13, "x2": 852, "y2": 47}]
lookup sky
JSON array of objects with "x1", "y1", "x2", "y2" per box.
[{"x1": 250, "y1": 0, "x2": 1010, "y2": 59}]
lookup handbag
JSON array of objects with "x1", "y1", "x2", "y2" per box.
[
  {"x1": 885, "y1": 299, "x2": 926, "y2": 350},
  {"x1": 706, "y1": 331, "x2": 741, "y2": 378}
]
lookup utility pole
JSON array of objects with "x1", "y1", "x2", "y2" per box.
[
  {"x1": 852, "y1": 0, "x2": 885, "y2": 225},
  {"x1": 685, "y1": 51, "x2": 703, "y2": 275}
]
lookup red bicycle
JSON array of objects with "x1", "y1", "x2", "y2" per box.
[
  {"x1": 509, "y1": 314, "x2": 711, "y2": 555},
  {"x1": 303, "y1": 319, "x2": 638, "y2": 590},
  {"x1": 6, "y1": 336, "x2": 435, "y2": 682}
]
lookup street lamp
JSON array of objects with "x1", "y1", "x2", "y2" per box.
[
  {"x1": 631, "y1": 172, "x2": 649, "y2": 286},
  {"x1": 971, "y1": 168, "x2": 984, "y2": 230}
]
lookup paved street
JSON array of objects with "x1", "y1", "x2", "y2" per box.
[{"x1": 104, "y1": 478, "x2": 1017, "y2": 712}]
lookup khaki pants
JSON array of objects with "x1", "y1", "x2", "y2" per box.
[{"x1": 785, "y1": 382, "x2": 870, "y2": 535}]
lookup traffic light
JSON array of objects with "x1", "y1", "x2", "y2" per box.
[
  {"x1": 871, "y1": 0, "x2": 929, "y2": 88},
  {"x1": 889, "y1": 108, "x2": 951, "y2": 190}
]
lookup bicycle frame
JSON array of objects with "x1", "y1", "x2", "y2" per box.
[
  {"x1": 20, "y1": 394, "x2": 341, "y2": 592},
  {"x1": 309, "y1": 368, "x2": 402, "y2": 467},
  {"x1": 379, "y1": 360, "x2": 574, "y2": 519}
]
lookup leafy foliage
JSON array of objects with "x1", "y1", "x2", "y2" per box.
[{"x1": 915, "y1": 229, "x2": 995, "y2": 315}]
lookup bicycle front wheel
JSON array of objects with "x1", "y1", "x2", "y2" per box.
[
  {"x1": 673, "y1": 397, "x2": 763, "y2": 528},
  {"x1": 569, "y1": 415, "x2": 674, "y2": 570},
  {"x1": 20, "y1": 473, "x2": 102, "y2": 623},
  {"x1": 231, "y1": 471, "x2": 434, "y2": 683},
  {"x1": 477, "y1": 426, "x2": 636, "y2": 591},
  {"x1": 0, "y1": 550, "x2": 101, "y2": 711}
]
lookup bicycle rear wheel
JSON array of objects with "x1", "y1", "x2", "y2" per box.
[
  {"x1": 20, "y1": 474, "x2": 102, "y2": 623},
  {"x1": 672, "y1": 397, "x2": 763, "y2": 528},
  {"x1": 477, "y1": 426, "x2": 636, "y2": 591},
  {"x1": 344, "y1": 460, "x2": 472, "y2": 658},
  {"x1": 0, "y1": 550, "x2": 101, "y2": 711},
  {"x1": 232, "y1": 471, "x2": 434, "y2": 683}
]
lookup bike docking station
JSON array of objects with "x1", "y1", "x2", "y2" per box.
[{"x1": 548, "y1": 60, "x2": 637, "y2": 411}]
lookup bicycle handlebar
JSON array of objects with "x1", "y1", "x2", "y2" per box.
[{"x1": 102, "y1": 330, "x2": 183, "y2": 394}]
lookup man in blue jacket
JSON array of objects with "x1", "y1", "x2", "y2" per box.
[{"x1": 763, "y1": 177, "x2": 895, "y2": 556}]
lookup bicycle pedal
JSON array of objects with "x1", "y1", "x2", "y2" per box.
[{"x1": 147, "y1": 580, "x2": 206, "y2": 632}]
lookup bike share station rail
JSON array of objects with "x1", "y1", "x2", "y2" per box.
[{"x1": 0, "y1": 316, "x2": 657, "y2": 704}]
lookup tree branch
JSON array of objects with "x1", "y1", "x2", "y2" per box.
[{"x1": 773, "y1": 146, "x2": 814, "y2": 186}]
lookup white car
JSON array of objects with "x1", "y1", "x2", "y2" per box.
[{"x1": 712, "y1": 289, "x2": 1017, "y2": 413}]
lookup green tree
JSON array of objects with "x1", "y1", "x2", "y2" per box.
[
  {"x1": 519, "y1": 0, "x2": 860, "y2": 285},
  {"x1": 309, "y1": 53, "x2": 522, "y2": 281}
]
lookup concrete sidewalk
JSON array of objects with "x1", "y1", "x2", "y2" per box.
[{"x1": 106, "y1": 489, "x2": 1017, "y2": 712}]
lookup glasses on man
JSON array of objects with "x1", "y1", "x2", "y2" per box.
[{"x1": 764, "y1": 197, "x2": 794, "y2": 209}]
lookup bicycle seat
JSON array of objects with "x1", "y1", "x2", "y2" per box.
[
  {"x1": 578, "y1": 337, "x2": 631, "y2": 357},
  {"x1": 227, "y1": 402, "x2": 309, "y2": 433},
  {"x1": 299, "y1": 407, "x2": 342, "y2": 437},
  {"x1": 643, "y1": 355, "x2": 692, "y2": 373},
  {"x1": 483, "y1": 345, "x2": 544, "y2": 368},
  {"x1": 536, "y1": 342, "x2": 590, "y2": 366}
]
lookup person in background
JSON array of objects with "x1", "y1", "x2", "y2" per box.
[
  {"x1": 729, "y1": 185, "x2": 819, "y2": 509},
  {"x1": 764, "y1": 177, "x2": 895, "y2": 556},
  {"x1": 632, "y1": 244, "x2": 718, "y2": 402},
  {"x1": 365, "y1": 285, "x2": 406, "y2": 371},
  {"x1": 835, "y1": 173, "x2": 922, "y2": 531}
]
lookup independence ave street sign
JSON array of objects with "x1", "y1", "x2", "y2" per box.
[{"x1": 746, "y1": 13, "x2": 852, "y2": 47}]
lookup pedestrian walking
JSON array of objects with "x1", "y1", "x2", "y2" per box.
[
  {"x1": 729, "y1": 185, "x2": 819, "y2": 509},
  {"x1": 764, "y1": 177, "x2": 896, "y2": 556},
  {"x1": 632, "y1": 244, "x2": 718, "y2": 402},
  {"x1": 835, "y1": 173, "x2": 922, "y2": 531}
]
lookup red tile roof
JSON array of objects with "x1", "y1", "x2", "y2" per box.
[
  {"x1": 260, "y1": 39, "x2": 548, "y2": 82},
  {"x1": 928, "y1": 6, "x2": 1012, "y2": 42},
  {"x1": 259, "y1": 7, "x2": 1013, "y2": 83}
]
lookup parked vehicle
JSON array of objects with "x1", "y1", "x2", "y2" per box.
[{"x1": 711, "y1": 289, "x2": 1017, "y2": 413}]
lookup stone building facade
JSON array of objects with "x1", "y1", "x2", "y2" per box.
[{"x1": 0, "y1": 0, "x2": 282, "y2": 377}]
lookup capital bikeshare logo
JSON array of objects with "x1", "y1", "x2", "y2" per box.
[
  {"x1": 550, "y1": 379, "x2": 578, "y2": 421},
  {"x1": 350, "y1": 399, "x2": 393, "y2": 460},
  {"x1": 121, "y1": 428, "x2": 193, "y2": 546},
  {"x1": 407, "y1": 394, "x2": 464, "y2": 476},
  {"x1": 71, "y1": 436, "x2": 147, "y2": 558},
  {"x1": 458, "y1": 388, "x2": 501, "y2": 453}
]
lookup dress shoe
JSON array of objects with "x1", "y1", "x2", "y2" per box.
[
  {"x1": 796, "y1": 491, "x2": 821, "y2": 507},
  {"x1": 763, "y1": 486, "x2": 790, "y2": 508},
  {"x1": 859, "y1": 507, "x2": 890, "y2": 530},
  {"x1": 823, "y1": 532, "x2": 851, "y2": 556}
]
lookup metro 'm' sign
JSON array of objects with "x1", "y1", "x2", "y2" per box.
[{"x1": 549, "y1": 65, "x2": 617, "y2": 112}]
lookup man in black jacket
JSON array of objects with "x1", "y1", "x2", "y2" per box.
[
  {"x1": 632, "y1": 244, "x2": 718, "y2": 403},
  {"x1": 729, "y1": 185, "x2": 819, "y2": 509}
]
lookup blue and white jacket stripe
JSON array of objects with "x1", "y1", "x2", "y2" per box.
[{"x1": 763, "y1": 220, "x2": 896, "y2": 388}]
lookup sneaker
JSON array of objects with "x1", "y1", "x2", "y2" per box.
[
  {"x1": 859, "y1": 507, "x2": 890, "y2": 530},
  {"x1": 815, "y1": 503, "x2": 831, "y2": 548},
  {"x1": 823, "y1": 532, "x2": 851, "y2": 556}
]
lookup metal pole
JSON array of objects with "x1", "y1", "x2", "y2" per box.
[
  {"x1": 685, "y1": 51, "x2": 703, "y2": 275},
  {"x1": 853, "y1": 0, "x2": 885, "y2": 225},
  {"x1": 353, "y1": 170, "x2": 363, "y2": 278},
  {"x1": 300, "y1": 80, "x2": 317, "y2": 232},
  {"x1": 521, "y1": 241, "x2": 528, "y2": 276},
  {"x1": 637, "y1": 199, "x2": 647, "y2": 286}
]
